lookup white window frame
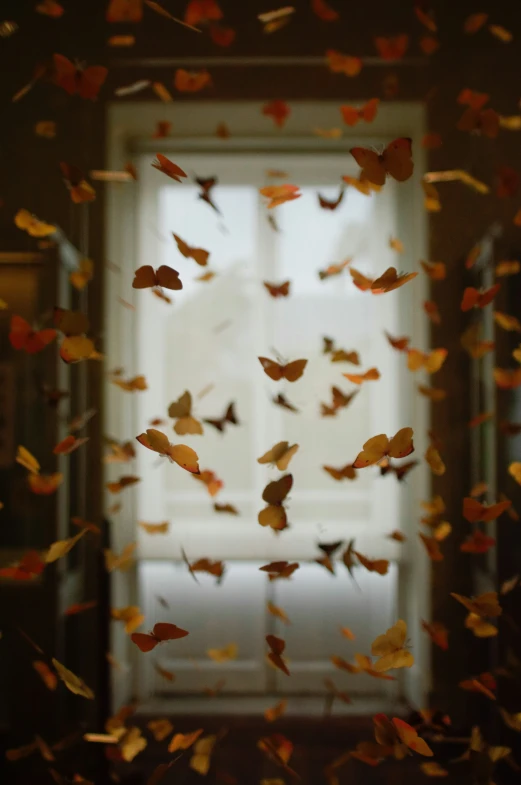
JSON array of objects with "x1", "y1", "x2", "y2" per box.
[{"x1": 105, "y1": 101, "x2": 431, "y2": 708}]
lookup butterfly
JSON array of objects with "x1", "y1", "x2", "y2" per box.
[
  {"x1": 53, "y1": 307, "x2": 96, "y2": 363},
  {"x1": 379, "y1": 458, "x2": 418, "y2": 481},
  {"x1": 174, "y1": 68, "x2": 212, "y2": 92},
  {"x1": 258, "y1": 442, "x2": 299, "y2": 471},
  {"x1": 272, "y1": 393, "x2": 299, "y2": 412},
  {"x1": 184, "y1": 0, "x2": 222, "y2": 25},
  {"x1": 374, "y1": 34, "x2": 409, "y2": 61},
  {"x1": 190, "y1": 735, "x2": 217, "y2": 776},
  {"x1": 207, "y1": 642, "x2": 237, "y2": 662},
  {"x1": 460, "y1": 530, "x2": 496, "y2": 554},
  {"x1": 495, "y1": 368, "x2": 521, "y2": 389},
  {"x1": 41, "y1": 384, "x2": 69, "y2": 408},
  {"x1": 111, "y1": 606, "x2": 145, "y2": 634},
  {"x1": 70, "y1": 257, "x2": 94, "y2": 291},
  {"x1": 110, "y1": 372, "x2": 148, "y2": 392},
  {"x1": 14, "y1": 208, "x2": 55, "y2": 237},
  {"x1": 195, "y1": 176, "x2": 221, "y2": 214},
  {"x1": 315, "y1": 540, "x2": 343, "y2": 574},
  {"x1": 266, "y1": 634, "x2": 290, "y2": 675},
  {"x1": 213, "y1": 502, "x2": 239, "y2": 515},
  {"x1": 267, "y1": 601, "x2": 290, "y2": 624},
  {"x1": 462, "y1": 497, "x2": 511, "y2": 523},
  {"x1": 317, "y1": 187, "x2": 345, "y2": 210},
  {"x1": 168, "y1": 391, "x2": 203, "y2": 435},
  {"x1": 320, "y1": 386, "x2": 358, "y2": 417},
  {"x1": 373, "y1": 714, "x2": 433, "y2": 757},
  {"x1": 258, "y1": 474, "x2": 293, "y2": 531},
  {"x1": 106, "y1": 0, "x2": 143, "y2": 21},
  {"x1": 264, "y1": 280, "x2": 290, "y2": 298},
  {"x1": 370, "y1": 620, "x2": 414, "y2": 672},
  {"x1": 421, "y1": 620, "x2": 449, "y2": 650},
  {"x1": 151, "y1": 154, "x2": 187, "y2": 182},
  {"x1": 131, "y1": 622, "x2": 189, "y2": 652},
  {"x1": 60, "y1": 162, "x2": 96, "y2": 203},
  {"x1": 52, "y1": 54, "x2": 108, "y2": 100},
  {"x1": 265, "y1": 698, "x2": 288, "y2": 722},
  {"x1": 259, "y1": 356, "x2": 307, "y2": 382},
  {"x1": 136, "y1": 429, "x2": 200, "y2": 473},
  {"x1": 343, "y1": 367, "x2": 380, "y2": 385},
  {"x1": 203, "y1": 402, "x2": 239, "y2": 432},
  {"x1": 132, "y1": 265, "x2": 182, "y2": 292},
  {"x1": 354, "y1": 428, "x2": 414, "y2": 468},
  {"x1": 0, "y1": 550, "x2": 45, "y2": 581},
  {"x1": 259, "y1": 184, "x2": 301, "y2": 208},
  {"x1": 421, "y1": 260, "x2": 446, "y2": 280},
  {"x1": 350, "y1": 266, "x2": 418, "y2": 293},
  {"x1": 139, "y1": 521, "x2": 169, "y2": 534},
  {"x1": 385, "y1": 331, "x2": 410, "y2": 351},
  {"x1": 425, "y1": 444, "x2": 445, "y2": 476},
  {"x1": 323, "y1": 464, "x2": 357, "y2": 481},
  {"x1": 451, "y1": 591, "x2": 501, "y2": 618},
  {"x1": 29, "y1": 473, "x2": 64, "y2": 495},
  {"x1": 350, "y1": 138, "x2": 414, "y2": 185},
  {"x1": 340, "y1": 98, "x2": 379, "y2": 127},
  {"x1": 326, "y1": 49, "x2": 363, "y2": 76},
  {"x1": 172, "y1": 233, "x2": 209, "y2": 266},
  {"x1": 457, "y1": 107, "x2": 500, "y2": 138},
  {"x1": 190, "y1": 557, "x2": 225, "y2": 580},
  {"x1": 105, "y1": 476, "x2": 140, "y2": 495},
  {"x1": 407, "y1": 347, "x2": 447, "y2": 373},
  {"x1": 262, "y1": 99, "x2": 290, "y2": 128},
  {"x1": 53, "y1": 435, "x2": 89, "y2": 455},
  {"x1": 461, "y1": 284, "x2": 500, "y2": 311},
  {"x1": 318, "y1": 258, "x2": 352, "y2": 280},
  {"x1": 193, "y1": 469, "x2": 223, "y2": 497},
  {"x1": 260, "y1": 561, "x2": 299, "y2": 580},
  {"x1": 354, "y1": 551, "x2": 389, "y2": 575},
  {"x1": 9, "y1": 316, "x2": 57, "y2": 354}
]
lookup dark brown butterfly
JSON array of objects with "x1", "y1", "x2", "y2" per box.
[
  {"x1": 195, "y1": 176, "x2": 221, "y2": 214},
  {"x1": 315, "y1": 540, "x2": 344, "y2": 574},
  {"x1": 318, "y1": 187, "x2": 345, "y2": 211},
  {"x1": 203, "y1": 402, "x2": 239, "y2": 433},
  {"x1": 272, "y1": 393, "x2": 299, "y2": 413},
  {"x1": 379, "y1": 458, "x2": 418, "y2": 482},
  {"x1": 258, "y1": 474, "x2": 293, "y2": 531},
  {"x1": 264, "y1": 281, "x2": 290, "y2": 298},
  {"x1": 41, "y1": 383, "x2": 69, "y2": 408}
]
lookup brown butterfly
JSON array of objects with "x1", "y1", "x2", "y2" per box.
[
  {"x1": 264, "y1": 281, "x2": 290, "y2": 298},
  {"x1": 259, "y1": 561, "x2": 300, "y2": 580},
  {"x1": 173, "y1": 233, "x2": 210, "y2": 267},
  {"x1": 272, "y1": 393, "x2": 299, "y2": 413},
  {"x1": 152, "y1": 154, "x2": 187, "y2": 182},
  {"x1": 315, "y1": 540, "x2": 344, "y2": 574},
  {"x1": 350, "y1": 137, "x2": 414, "y2": 186},
  {"x1": 266, "y1": 634, "x2": 290, "y2": 675},
  {"x1": 203, "y1": 402, "x2": 239, "y2": 433},
  {"x1": 132, "y1": 265, "x2": 182, "y2": 290},
  {"x1": 323, "y1": 464, "x2": 357, "y2": 481},
  {"x1": 168, "y1": 391, "x2": 203, "y2": 435},
  {"x1": 258, "y1": 474, "x2": 293, "y2": 531},
  {"x1": 195, "y1": 176, "x2": 221, "y2": 214},
  {"x1": 131, "y1": 622, "x2": 189, "y2": 652},
  {"x1": 259, "y1": 356, "x2": 307, "y2": 382},
  {"x1": 52, "y1": 53, "x2": 107, "y2": 100},
  {"x1": 317, "y1": 187, "x2": 345, "y2": 211},
  {"x1": 379, "y1": 458, "x2": 418, "y2": 481}
]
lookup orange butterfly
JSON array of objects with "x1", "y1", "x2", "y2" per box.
[
  {"x1": 350, "y1": 138, "x2": 414, "y2": 185},
  {"x1": 193, "y1": 469, "x2": 223, "y2": 497},
  {"x1": 343, "y1": 367, "x2": 380, "y2": 385},
  {"x1": 374, "y1": 35, "x2": 409, "y2": 61},
  {"x1": 136, "y1": 429, "x2": 200, "y2": 473},
  {"x1": 174, "y1": 68, "x2": 212, "y2": 92},
  {"x1": 421, "y1": 620, "x2": 449, "y2": 650},
  {"x1": 350, "y1": 266, "x2": 417, "y2": 293},
  {"x1": 184, "y1": 0, "x2": 222, "y2": 25},
  {"x1": 258, "y1": 356, "x2": 307, "y2": 382},
  {"x1": 0, "y1": 550, "x2": 45, "y2": 581},
  {"x1": 258, "y1": 474, "x2": 293, "y2": 531},
  {"x1": 172, "y1": 233, "x2": 209, "y2": 266},
  {"x1": 385, "y1": 331, "x2": 410, "y2": 351},
  {"x1": 459, "y1": 672, "x2": 496, "y2": 700},
  {"x1": 451, "y1": 591, "x2": 501, "y2": 618},
  {"x1": 494, "y1": 368, "x2": 521, "y2": 389},
  {"x1": 52, "y1": 54, "x2": 107, "y2": 100},
  {"x1": 326, "y1": 50, "x2": 363, "y2": 76},
  {"x1": 407, "y1": 347, "x2": 447, "y2": 373},
  {"x1": 323, "y1": 464, "x2": 357, "y2": 481},
  {"x1": 259, "y1": 561, "x2": 299, "y2": 580},
  {"x1": 132, "y1": 265, "x2": 182, "y2": 291},
  {"x1": 106, "y1": 0, "x2": 143, "y2": 22},
  {"x1": 340, "y1": 98, "x2": 379, "y2": 127},
  {"x1": 263, "y1": 281, "x2": 290, "y2": 298},
  {"x1": 373, "y1": 714, "x2": 433, "y2": 757},
  {"x1": 355, "y1": 551, "x2": 389, "y2": 575},
  {"x1": 457, "y1": 107, "x2": 500, "y2": 138},
  {"x1": 379, "y1": 458, "x2": 418, "y2": 481},
  {"x1": 190, "y1": 557, "x2": 225, "y2": 579},
  {"x1": 53, "y1": 435, "x2": 89, "y2": 455},
  {"x1": 258, "y1": 441, "x2": 299, "y2": 471},
  {"x1": 131, "y1": 622, "x2": 189, "y2": 652},
  {"x1": 151, "y1": 154, "x2": 187, "y2": 182},
  {"x1": 421, "y1": 260, "x2": 446, "y2": 280},
  {"x1": 60, "y1": 162, "x2": 96, "y2": 203},
  {"x1": 461, "y1": 284, "x2": 500, "y2": 311},
  {"x1": 462, "y1": 497, "x2": 511, "y2": 523},
  {"x1": 318, "y1": 258, "x2": 351, "y2": 280},
  {"x1": 9, "y1": 315, "x2": 56, "y2": 354},
  {"x1": 353, "y1": 428, "x2": 414, "y2": 468},
  {"x1": 312, "y1": 0, "x2": 339, "y2": 21},
  {"x1": 460, "y1": 530, "x2": 496, "y2": 554},
  {"x1": 266, "y1": 634, "x2": 290, "y2": 675},
  {"x1": 262, "y1": 99, "x2": 290, "y2": 128},
  {"x1": 259, "y1": 184, "x2": 301, "y2": 208}
]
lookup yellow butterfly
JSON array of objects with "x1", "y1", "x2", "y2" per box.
[{"x1": 370, "y1": 619, "x2": 414, "y2": 672}]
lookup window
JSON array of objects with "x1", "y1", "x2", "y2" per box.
[{"x1": 106, "y1": 102, "x2": 429, "y2": 708}]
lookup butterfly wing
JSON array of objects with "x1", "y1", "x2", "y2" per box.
[
  {"x1": 168, "y1": 444, "x2": 200, "y2": 474},
  {"x1": 131, "y1": 633, "x2": 158, "y2": 652},
  {"x1": 156, "y1": 265, "x2": 183, "y2": 290},
  {"x1": 350, "y1": 147, "x2": 386, "y2": 186},
  {"x1": 283, "y1": 359, "x2": 307, "y2": 382},
  {"x1": 382, "y1": 137, "x2": 414, "y2": 182},
  {"x1": 168, "y1": 391, "x2": 192, "y2": 418},
  {"x1": 425, "y1": 348, "x2": 448, "y2": 373},
  {"x1": 152, "y1": 622, "x2": 189, "y2": 641},
  {"x1": 340, "y1": 106, "x2": 361, "y2": 127},
  {"x1": 79, "y1": 66, "x2": 108, "y2": 100},
  {"x1": 361, "y1": 98, "x2": 380, "y2": 123},
  {"x1": 276, "y1": 444, "x2": 299, "y2": 471},
  {"x1": 259, "y1": 357, "x2": 284, "y2": 381},
  {"x1": 132, "y1": 265, "x2": 158, "y2": 289},
  {"x1": 53, "y1": 53, "x2": 78, "y2": 94},
  {"x1": 388, "y1": 428, "x2": 414, "y2": 459},
  {"x1": 262, "y1": 474, "x2": 293, "y2": 504},
  {"x1": 353, "y1": 434, "x2": 389, "y2": 468},
  {"x1": 9, "y1": 315, "x2": 32, "y2": 350},
  {"x1": 258, "y1": 505, "x2": 288, "y2": 530}
]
